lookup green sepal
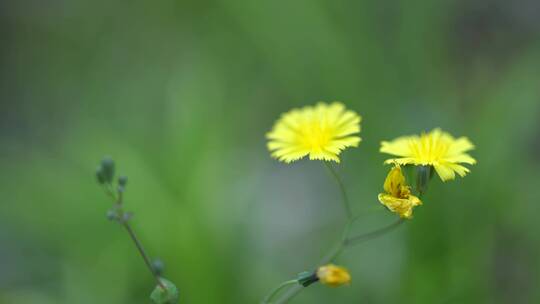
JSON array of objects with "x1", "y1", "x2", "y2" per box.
[
  {"x1": 402, "y1": 165, "x2": 415, "y2": 186},
  {"x1": 297, "y1": 271, "x2": 318, "y2": 287},
  {"x1": 150, "y1": 278, "x2": 179, "y2": 304},
  {"x1": 415, "y1": 165, "x2": 432, "y2": 196}
]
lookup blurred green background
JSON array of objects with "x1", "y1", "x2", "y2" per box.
[{"x1": 1, "y1": 0, "x2": 540, "y2": 303}]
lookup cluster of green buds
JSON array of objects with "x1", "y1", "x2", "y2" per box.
[{"x1": 96, "y1": 156, "x2": 179, "y2": 304}]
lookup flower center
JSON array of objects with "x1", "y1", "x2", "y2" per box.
[
  {"x1": 409, "y1": 134, "x2": 450, "y2": 164},
  {"x1": 300, "y1": 121, "x2": 334, "y2": 150}
]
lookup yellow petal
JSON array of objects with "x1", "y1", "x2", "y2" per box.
[{"x1": 316, "y1": 264, "x2": 351, "y2": 287}]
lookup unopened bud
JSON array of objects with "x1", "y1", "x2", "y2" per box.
[
  {"x1": 152, "y1": 259, "x2": 165, "y2": 276},
  {"x1": 106, "y1": 209, "x2": 118, "y2": 221},
  {"x1": 416, "y1": 165, "x2": 432, "y2": 196},
  {"x1": 121, "y1": 212, "x2": 133, "y2": 222},
  {"x1": 316, "y1": 264, "x2": 351, "y2": 287},
  {"x1": 100, "y1": 156, "x2": 115, "y2": 183},
  {"x1": 117, "y1": 185, "x2": 125, "y2": 193},
  {"x1": 96, "y1": 167, "x2": 106, "y2": 184},
  {"x1": 118, "y1": 175, "x2": 128, "y2": 187}
]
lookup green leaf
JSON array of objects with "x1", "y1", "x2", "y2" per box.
[{"x1": 150, "y1": 278, "x2": 179, "y2": 304}]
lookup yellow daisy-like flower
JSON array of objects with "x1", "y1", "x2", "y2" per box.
[
  {"x1": 266, "y1": 102, "x2": 361, "y2": 163},
  {"x1": 378, "y1": 165, "x2": 422, "y2": 219},
  {"x1": 316, "y1": 264, "x2": 351, "y2": 287},
  {"x1": 380, "y1": 128, "x2": 476, "y2": 181}
]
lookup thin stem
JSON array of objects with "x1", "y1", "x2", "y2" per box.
[
  {"x1": 345, "y1": 218, "x2": 405, "y2": 247},
  {"x1": 103, "y1": 184, "x2": 117, "y2": 201},
  {"x1": 275, "y1": 285, "x2": 303, "y2": 304},
  {"x1": 123, "y1": 221, "x2": 166, "y2": 289},
  {"x1": 273, "y1": 165, "x2": 405, "y2": 304},
  {"x1": 324, "y1": 162, "x2": 353, "y2": 220},
  {"x1": 274, "y1": 163, "x2": 354, "y2": 303},
  {"x1": 261, "y1": 280, "x2": 298, "y2": 304},
  {"x1": 103, "y1": 184, "x2": 165, "y2": 290},
  {"x1": 276, "y1": 218, "x2": 405, "y2": 303}
]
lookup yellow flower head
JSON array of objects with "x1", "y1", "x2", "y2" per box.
[
  {"x1": 266, "y1": 102, "x2": 361, "y2": 163},
  {"x1": 378, "y1": 165, "x2": 422, "y2": 219},
  {"x1": 316, "y1": 264, "x2": 351, "y2": 287},
  {"x1": 380, "y1": 128, "x2": 476, "y2": 181}
]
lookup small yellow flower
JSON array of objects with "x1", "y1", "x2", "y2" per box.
[
  {"x1": 380, "y1": 128, "x2": 476, "y2": 181},
  {"x1": 316, "y1": 264, "x2": 351, "y2": 287},
  {"x1": 266, "y1": 102, "x2": 361, "y2": 163},
  {"x1": 378, "y1": 165, "x2": 422, "y2": 219}
]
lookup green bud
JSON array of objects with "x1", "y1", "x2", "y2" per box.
[
  {"x1": 106, "y1": 209, "x2": 118, "y2": 221},
  {"x1": 118, "y1": 175, "x2": 128, "y2": 187},
  {"x1": 117, "y1": 185, "x2": 125, "y2": 193},
  {"x1": 297, "y1": 271, "x2": 317, "y2": 287},
  {"x1": 96, "y1": 166, "x2": 106, "y2": 184},
  {"x1": 121, "y1": 212, "x2": 133, "y2": 222},
  {"x1": 100, "y1": 156, "x2": 115, "y2": 183},
  {"x1": 152, "y1": 259, "x2": 165, "y2": 276},
  {"x1": 416, "y1": 165, "x2": 432, "y2": 196},
  {"x1": 150, "y1": 278, "x2": 179, "y2": 304}
]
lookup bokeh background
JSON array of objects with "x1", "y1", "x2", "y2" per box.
[{"x1": 1, "y1": 0, "x2": 540, "y2": 303}]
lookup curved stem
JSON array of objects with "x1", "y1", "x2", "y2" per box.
[
  {"x1": 345, "y1": 218, "x2": 405, "y2": 247},
  {"x1": 324, "y1": 162, "x2": 353, "y2": 220},
  {"x1": 261, "y1": 280, "x2": 298, "y2": 304},
  {"x1": 274, "y1": 163, "x2": 353, "y2": 303},
  {"x1": 275, "y1": 285, "x2": 303, "y2": 304},
  {"x1": 275, "y1": 218, "x2": 405, "y2": 303},
  {"x1": 273, "y1": 165, "x2": 405, "y2": 304}
]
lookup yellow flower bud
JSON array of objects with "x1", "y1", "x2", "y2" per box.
[
  {"x1": 378, "y1": 165, "x2": 422, "y2": 219},
  {"x1": 316, "y1": 264, "x2": 351, "y2": 287}
]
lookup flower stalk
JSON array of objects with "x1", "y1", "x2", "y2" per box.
[
  {"x1": 97, "y1": 157, "x2": 178, "y2": 303},
  {"x1": 102, "y1": 173, "x2": 166, "y2": 290},
  {"x1": 268, "y1": 163, "x2": 405, "y2": 303},
  {"x1": 261, "y1": 280, "x2": 299, "y2": 304}
]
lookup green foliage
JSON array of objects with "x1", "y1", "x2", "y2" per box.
[{"x1": 150, "y1": 279, "x2": 179, "y2": 304}]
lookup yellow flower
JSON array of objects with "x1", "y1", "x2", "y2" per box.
[
  {"x1": 266, "y1": 102, "x2": 361, "y2": 163},
  {"x1": 378, "y1": 165, "x2": 422, "y2": 219},
  {"x1": 380, "y1": 128, "x2": 476, "y2": 181},
  {"x1": 316, "y1": 264, "x2": 351, "y2": 287}
]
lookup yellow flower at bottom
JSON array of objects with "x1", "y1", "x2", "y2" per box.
[
  {"x1": 380, "y1": 128, "x2": 476, "y2": 181},
  {"x1": 316, "y1": 264, "x2": 351, "y2": 287},
  {"x1": 266, "y1": 102, "x2": 361, "y2": 163},
  {"x1": 378, "y1": 165, "x2": 422, "y2": 219}
]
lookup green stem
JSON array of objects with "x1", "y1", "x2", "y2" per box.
[
  {"x1": 275, "y1": 286, "x2": 303, "y2": 304},
  {"x1": 274, "y1": 163, "x2": 354, "y2": 303},
  {"x1": 104, "y1": 184, "x2": 165, "y2": 290},
  {"x1": 273, "y1": 164, "x2": 405, "y2": 303},
  {"x1": 324, "y1": 162, "x2": 353, "y2": 220},
  {"x1": 123, "y1": 221, "x2": 166, "y2": 290},
  {"x1": 275, "y1": 218, "x2": 404, "y2": 303},
  {"x1": 345, "y1": 218, "x2": 405, "y2": 246},
  {"x1": 261, "y1": 280, "x2": 298, "y2": 304}
]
